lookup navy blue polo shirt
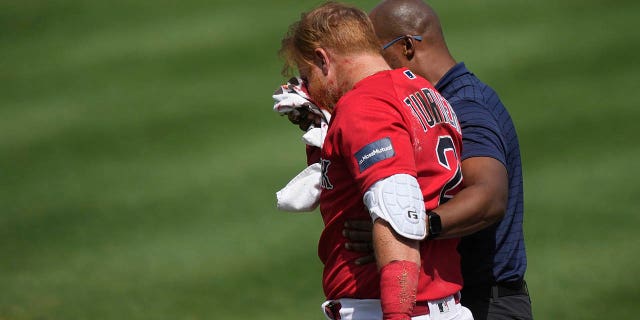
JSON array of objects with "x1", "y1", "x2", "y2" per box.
[{"x1": 435, "y1": 63, "x2": 527, "y2": 286}]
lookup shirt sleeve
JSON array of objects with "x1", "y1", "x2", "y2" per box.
[
  {"x1": 336, "y1": 96, "x2": 417, "y2": 194},
  {"x1": 455, "y1": 100, "x2": 507, "y2": 166},
  {"x1": 306, "y1": 145, "x2": 321, "y2": 165}
]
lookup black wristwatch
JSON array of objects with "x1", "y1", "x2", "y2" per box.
[{"x1": 427, "y1": 211, "x2": 442, "y2": 239}]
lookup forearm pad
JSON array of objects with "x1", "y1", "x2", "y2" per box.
[{"x1": 380, "y1": 260, "x2": 419, "y2": 320}]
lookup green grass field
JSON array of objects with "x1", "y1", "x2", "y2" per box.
[{"x1": 1, "y1": 0, "x2": 639, "y2": 319}]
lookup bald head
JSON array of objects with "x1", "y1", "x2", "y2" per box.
[
  {"x1": 369, "y1": 0, "x2": 455, "y2": 85},
  {"x1": 369, "y1": 0, "x2": 444, "y2": 45}
]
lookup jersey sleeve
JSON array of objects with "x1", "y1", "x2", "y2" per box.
[
  {"x1": 306, "y1": 145, "x2": 321, "y2": 165},
  {"x1": 336, "y1": 96, "x2": 417, "y2": 195},
  {"x1": 456, "y1": 100, "x2": 507, "y2": 166}
]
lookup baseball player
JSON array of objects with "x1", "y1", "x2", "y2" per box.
[
  {"x1": 277, "y1": 2, "x2": 473, "y2": 319},
  {"x1": 341, "y1": 1, "x2": 533, "y2": 319}
]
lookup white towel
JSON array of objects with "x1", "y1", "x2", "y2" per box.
[
  {"x1": 272, "y1": 78, "x2": 330, "y2": 212},
  {"x1": 301, "y1": 109, "x2": 331, "y2": 148},
  {"x1": 276, "y1": 162, "x2": 322, "y2": 212}
]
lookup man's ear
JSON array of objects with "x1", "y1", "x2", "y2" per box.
[
  {"x1": 402, "y1": 36, "x2": 416, "y2": 60},
  {"x1": 314, "y1": 48, "x2": 330, "y2": 76}
]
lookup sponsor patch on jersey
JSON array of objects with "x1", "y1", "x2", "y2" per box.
[
  {"x1": 404, "y1": 70, "x2": 416, "y2": 79},
  {"x1": 355, "y1": 137, "x2": 395, "y2": 172}
]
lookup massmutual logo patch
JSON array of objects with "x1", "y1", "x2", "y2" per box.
[{"x1": 355, "y1": 137, "x2": 395, "y2": 172}]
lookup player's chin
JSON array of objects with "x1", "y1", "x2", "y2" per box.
[
  {"x1": 315, "y1": 92, "x2": 338, "y2": 112},
  {"x1": 310, "y1": 80, "x2": 338, "y2": 111}
]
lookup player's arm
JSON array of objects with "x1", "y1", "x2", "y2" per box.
[
  {"x1": 344, "y1": 101, "x2": 508, "y2": 257},
  {"x1": 343, "y1": 157, "x2": 507, "y2": 261},
  {"x1": 341, "y1": 95, "x2": 423, "y2": 319},
  {"x1": 364, "y1": 174, "x2": 425, "y2": 320},
  {"x1": 344, "y1": 157, "x2": 507, "y2": 261},
  {"x1": 374, "y1": 220, "x2": 420, "y2": 320}
]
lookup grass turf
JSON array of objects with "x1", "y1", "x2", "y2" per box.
[{"x1": 1, "y1": 0, "x2": 638, "y2": 318}]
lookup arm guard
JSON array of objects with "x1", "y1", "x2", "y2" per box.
[{"x1": 363, "y1": 174, "x2": 427, "y2": 240}]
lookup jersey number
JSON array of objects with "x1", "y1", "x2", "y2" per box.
[{"x1": 436, "y1": 135, "x2": 462, "y2": 205}]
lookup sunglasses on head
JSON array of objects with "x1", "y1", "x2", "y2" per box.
[{"x1": 382, "y1": 35, "x2": 423, "y2": 50}]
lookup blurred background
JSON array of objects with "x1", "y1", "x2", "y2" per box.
[{"x1": 1, "y1": 0, "x2": 639, "y2": 319}]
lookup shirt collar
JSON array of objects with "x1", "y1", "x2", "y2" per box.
[{"x1": 435, "y1": 62, "x2": 471, "y2": 91}]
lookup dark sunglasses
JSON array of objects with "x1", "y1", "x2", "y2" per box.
[{"x1": 382, "y1": 35, "x2": 423, "y2": 50}]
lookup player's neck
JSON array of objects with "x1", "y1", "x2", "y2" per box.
[{"x1": 336, "y1": 54, "x2": 391, "y2": 92}]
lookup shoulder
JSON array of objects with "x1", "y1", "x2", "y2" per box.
[
  {"x1": 449, "y1": 74, "x2": 492, "y2": 104},
  {"x1": 439, "y1": 64, "x2": 497, "y2": 108},
  {"x1": 445, "y1": 74, "x2": 508, "y2": 125},
  {"x1": 337, "y1": 73, "x2": 398, "y2": 115}
]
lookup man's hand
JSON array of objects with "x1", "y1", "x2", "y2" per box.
[
  {"x1": 273, "y1": 77, "x2": 324, "y2": 131},
  {"x1": 343, "y1": 220, "x2": 376, "y2": 265},
  {"x1": 287, "y1": 106, "x2": 323, "y2": 131}
]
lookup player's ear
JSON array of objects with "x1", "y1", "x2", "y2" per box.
[
  {"x1": 314, "y1": 48, "x2": 330, "y2": 76},
  {"x1": 402, "y1": 36, "x2": 416, "y2": 60}
]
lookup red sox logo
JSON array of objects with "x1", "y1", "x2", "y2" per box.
[{"x1": 320, "y1": 158, "x2": 333, "y2": 190}]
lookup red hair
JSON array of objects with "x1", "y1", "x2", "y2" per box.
[{"x1": 279, "y1": 1, "x2": 382, "y2": 76}]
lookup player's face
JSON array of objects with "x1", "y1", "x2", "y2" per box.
[{"x1": 299, "y1": 62, "x2": 339, "y2": 111}]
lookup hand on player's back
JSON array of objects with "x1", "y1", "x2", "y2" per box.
[{"x1": 343, "y1": 220, "x2": 376, "y2": 265}]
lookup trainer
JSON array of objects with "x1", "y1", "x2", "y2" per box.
[{"x1": 360, "y1": 1, "x2": 533, "y2": 319}]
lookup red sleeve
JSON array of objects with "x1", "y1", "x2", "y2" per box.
[
  {"x1": 336, "y1": 95, "x2": 417, "y2": 194},
  {"x1": 380, "y1": 260, "x2": 419, "y2": 320},
  {"x1": 306, "y1": 145, "x2": 321, "y2": 165}
]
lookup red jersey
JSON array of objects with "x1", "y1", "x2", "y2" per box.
[{"x1": 318, "y1": 68, "x2": 464, "y2": 302}]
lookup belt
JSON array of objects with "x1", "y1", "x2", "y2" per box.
[
  {"x1": 413, "y1": 292, "x2": 461, "y2": 316},
  {"x1": 463, "y1": 280, "x2": 529, "y2": 298},
  {"x1": 492, "y1": 280, "x2": 529, "y2": 298},
  {"x1": 322, "y1": 293, "x2": 461, "y2": 319}
]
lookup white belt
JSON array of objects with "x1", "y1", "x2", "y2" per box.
[{"x1": 321, "y1": 293, "x2": 470, "y2": 320}]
